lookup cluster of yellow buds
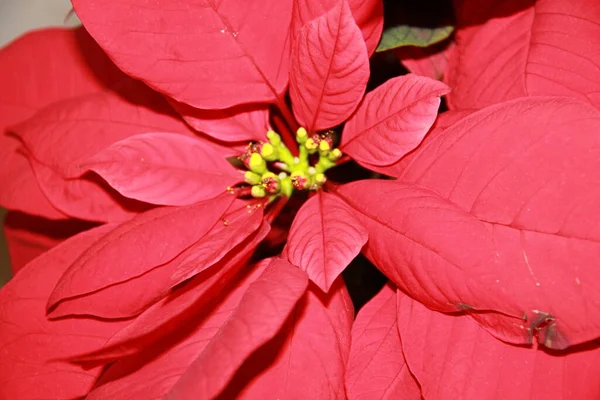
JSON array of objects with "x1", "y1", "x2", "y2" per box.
[{"x1": 238, "y1": 127, "x2": 343, "y2": 199}]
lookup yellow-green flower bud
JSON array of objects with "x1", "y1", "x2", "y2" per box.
[
  {"x1": 249, "y1": 153, "x2": 267, "y2": 174},
  {"x1": 328, "y1": 148, "x2": 342, "y2": 161},
  {"x1": 244, "y1": 171, "x2": 262, "y2": 185},
  {"x1": 267, "y1": 130, "x2": 281, "y2": 146},
  {"x1": 260, "y1": 142, "x2": 278, "y2": 161},
  {"x1": 319, "y1": 140, "x2": 331, "y2": 153},
  {"x1": 296, "y1": 127, "x2": 308, "y2": 144},
  {"x1": 305, "y1": 138, "x2": 318, "y2": 151},
  {"x1": 251, "y1": 185, "x2": 267, "y2": 198}
]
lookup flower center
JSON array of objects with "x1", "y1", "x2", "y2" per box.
[{"x1": 239, "y1": 127, "x2": 342, "y2": 199}]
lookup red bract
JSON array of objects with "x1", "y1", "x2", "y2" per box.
[{"x1": 2, "y1": 0, "x2": 600, "y2": 398}]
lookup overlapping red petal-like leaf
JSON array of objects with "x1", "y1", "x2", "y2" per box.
[
  {"x1": 447, "y1": 0, "x2": 600, "y2": 110},
  {"x1": 345, "y1": 284, "x2": 421, "y2": 400},
  {"x1": 338, "y1": 97, "x2": 600, "y2": 349},
  {"x1": 74, "y1": 222, "x2": 271, "y2": 361},
  {"x1": 0, "y1": 224, "x2": 129, "y2": 400},
  {"x1": 396, "y1": 40, "x2": 455, "y2": 81},
  {"x1": 15, "y1": 80, "x2": 196, "y2": 179},
  {"x1": 72, "y1": 0, "x2": 292, "y2": 109},
  {"x1": 83, "y1": 132, "x2": 241, "y2": 206},
  {"x1": 220, "y1": 279, "x2": 353, "y2": 399},
  {"x1": 290, "y1": 0, "x2": 370, "y2": 133},
  {"x1": 0, "y1": 27, "x2": 123, "y2": 218},
  {"x1": 45, "y1": 203, "x2": 263, "y2": 319},
  {"x1": 172, "y1": 102, "x2": 269, "y2": 142},
  {"x1": 85, "y1": 259, "x2": 273, "y2": 399},
  {"x1": 12, "y1": 80, "x2": 209, "y2": 221},
  {"x1": 341, "y1": 74, "x2": 450, "y2": 166},
  {"x1": 47, "y1": 192, "x2": 236, "y2": 317},
  {"x1": 359, "y1": 109, "x2": 474, "y2": 178},
  {"x1": 286, "y1": 191, "x2": 367, "y2": 292},
  {"x1": 27, "y1": 157, "x2": 152, "y2": 223},
  {"x1": 3, "y1": 212, "x2": 95, "y2": 274},
  {"x1": 291, "y1": 0, "x2": 384, "y2": 56},
  {"x1": 165, "y1": 258, "x2": 308, "y2": 399},
  {"x1": 397, "y1": 291, "x2": 600, "y2": 399}
]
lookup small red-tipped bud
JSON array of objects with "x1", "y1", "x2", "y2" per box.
[
  {"x1": 261, "y1": 172, "x2": 280, "y2": 194},
  {"x1": 291, "y1": 171, "x2": 309, "y2": 190}
]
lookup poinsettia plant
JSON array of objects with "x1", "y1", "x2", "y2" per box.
[{"x1": 1, "y1": 0, "x2": 600, "y2": 399}]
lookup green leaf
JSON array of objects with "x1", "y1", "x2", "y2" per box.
[{"x1": 376, "y1": 25, "x2": 453, "y2": 52}]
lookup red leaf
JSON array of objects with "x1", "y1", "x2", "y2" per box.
[
  {"x1": 337, "y1": 97, "x2": 600, "y2": 348},
  {"x1": 0, "y1": 136, "x2": 65, "y2": 219},
  {"x1": 4, "y1": 212, "x2": 95, "y2": 274},
  {"x1": 0, "y1": 225, "x2": 128, "y2": 400},
  {"x1": 172, "y1": 102, "x2": 269, "y2": 142},
  {"x1": 396, "y1": 40, "x2": 455, "y2": 81},
  {"x1": 47, "y1": 192, "x2": 235, "y2": 317},
  {"x1": 27, "y1": 157, "x2": 152, "y2": 223},
  {"x1": 72, "y1": 0, "x2": 292, "y2": 109},
  {"x1": 44, "y1": 203, "x2": 263, "y2": 319},
  {"x1": 85, "y1": 259, "x2": 273, "y2": 400},
  {"x1": 292, "y1": 0, "x2": 384, "y2": 56},
  {"x1": 15, "y1": 80, "x2": 195, "y2": 179},
  {"x1": 447, "y1": 0, "x2": 600, "y2": 110},
  {"x1": 341, "y1": 74, "x2": 450, "y2": 166},
  {"x1": 0, "y1": 27, "x2": 123, "y2": 218},
  {"x1": 345, "y1": 284, "x2": 421, "y2": 400},
  {"x1": 397, "y1": 291, "x2": 600, "y2": 400},
  {"x1": 73, "y1": 221, "x2": 271, "y2": 361},
  {"x1": 84, "y1": 132, "x2": 241, "y2": 206},
  {"x1": 166, "y1": 258, "x2": 308, "y2": 399},
  {"x1": 286, "y1": 191, "x2": 367, "y2": 292},
  {"x1": 290, "y1": 0, "x2": 370, "y2": 132},
  {"x1": 219, "y1": 280, "x2": 353, "y2": 399},
  {"x1": 358, "y1": 109, "x2": 474, "y2": 178}
]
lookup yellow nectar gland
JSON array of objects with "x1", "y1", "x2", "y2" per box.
[{"x1": 239, "y1": 128, "x2": 342, "y2": 199}]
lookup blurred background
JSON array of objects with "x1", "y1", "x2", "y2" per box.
[{"x1": 0, "y1": 0, "x2": 80, "y2": 285}]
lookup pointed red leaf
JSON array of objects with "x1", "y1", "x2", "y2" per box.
[
  {"x1": 219, "y1": 280, "x2": 353, "y2": 399},
  {"x1": 173, "y1": 102, "x2": 269, "y2": 142},
  {"x1": 0, "y1": 225, "x2": 129, "y2": 400},
  {"x1": 27, "y1": 157, "x2": 152, "y2": 223},
  {"x1": 292, "y1": 0, "x2": 384, "y2": 56},
  {"x1": 447, "y1": 0, "x2": 600, "y2": 110},
  {"x1": 73, "y1": 222, "x2": 271, "y2": 361},
  {"x1": 0, "y1": 137, "x2": 65, "y2": 219},
  {"x1": 166, "y1": 258, "x2": 308, "y2": 399},
  {"x1": 14, "y1": 80, "x2": 196, "y2": 179},
  {"x1": 48, "y1": 204, "x2": 263, "y2": 319},
  {"x1": 396, "y1": 40, "x2": 455, "y2": 81},
  {"x1": 345, "y1": 284, "x2": 421, "y2": 400},
  {"x1": 341, "y1": 74, "x2": 450, "y2": 166},
  {"x1": 286, "y1": 191, "x2": 367, "y2": 292},
  {"x1": 4, "y1": 212, "x2": 95, "y2": 274},
  {"x1": 47, "y1": 192, "x2": 235, "y2": 317},
  {"x1": 337, "y1": 97, "x2": 600, "y2": 348},
  {"x1": 85, "y1": 259, "x2": 272, "y2": 399},
  {"x1": 358, "y1": 109, "x2": 474, "y2": 178},
  {"x1": 290, "y1": 0, "x2": 370, "y2": 132},
  {"x1": 72, "y1": 0, "x2": 292, "y2": 109},
  {"x1": 397, "y1": 291, "x2": 600, "y2": 400},
  {"x1": 84, "y1": 132, "x2": 240, "y2": 206},
  {"x1": 0, "y1": 28, "x2": 123, "y2": 218}
]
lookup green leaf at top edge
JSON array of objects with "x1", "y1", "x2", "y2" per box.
[{"x1": 376, "y1": 25, "x2": 454, "y2": 52}]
